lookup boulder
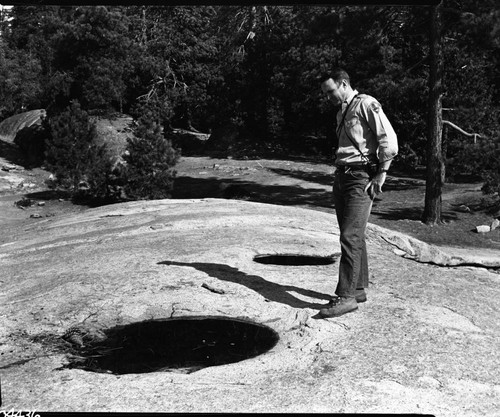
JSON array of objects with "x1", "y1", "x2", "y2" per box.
[
  {"x1": 0, "y1": 109, "x2": 46, "y2": 144},
  {"x1": 476, "y1": 225, "x2": 491, "y2": 233},
  {"x1": 0, "y1": 112, "x2": 136, "y2": 169},
  {"x1": 0, "y1": 109, "x2": 48, "y2": 166}
]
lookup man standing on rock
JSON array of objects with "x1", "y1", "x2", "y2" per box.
[{"x1": 319, "y1": 69, "x2": 398, "y2": 318}]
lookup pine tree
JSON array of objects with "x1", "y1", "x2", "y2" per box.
[
  {"x1": 123, "y1": 102, "x2": 179, "y2": 200},
  {"x1": 44, "y1": 100, "x2": 111, "y2": 197}
]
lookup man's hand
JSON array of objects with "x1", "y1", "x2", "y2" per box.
[{"x1": 365, "y1": 171, "x2": 387, "y2": 199}]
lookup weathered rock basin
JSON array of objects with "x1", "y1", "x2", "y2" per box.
[{"x1": 0, "y1": 199, "x2": 499, "y2": 414}]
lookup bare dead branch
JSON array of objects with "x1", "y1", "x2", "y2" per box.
[
  {"x1": 443, "y1": 120, "x2": 483, "y2": 143},
  {"x1": 201, "y1": 282, "x2": 225, "y2": 294}
]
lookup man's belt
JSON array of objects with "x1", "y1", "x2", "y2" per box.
[{"x1": 335, "y1": 164, "x2": 369, "y2": 172}]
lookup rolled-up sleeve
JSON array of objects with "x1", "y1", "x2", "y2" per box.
[{"x1": 361, "y1": 99, "x2": 398, "y2": 162}]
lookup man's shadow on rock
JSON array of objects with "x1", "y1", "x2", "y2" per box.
[{"x1": 158, "y1": 261, "x2": 332, "y2": 309}]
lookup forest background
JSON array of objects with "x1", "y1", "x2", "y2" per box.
[{"x1": 0, "y1": 3, "x2": 498, "y2": 203}]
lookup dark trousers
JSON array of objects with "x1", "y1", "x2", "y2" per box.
[{"x1": 332, "y1": 167, "x2": 373, "y2": 298}]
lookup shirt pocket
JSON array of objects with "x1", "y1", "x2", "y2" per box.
[{"x1": 345, "y1": 116, "x2": 362, "y2": 134}]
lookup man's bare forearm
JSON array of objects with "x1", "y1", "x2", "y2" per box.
[{"x1": 377, "y1": 159, "x2": 393, "y2": 173}]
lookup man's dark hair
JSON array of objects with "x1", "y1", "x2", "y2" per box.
[{"x1": 319, "y1": 68, "x2": 351, "y2": 85}]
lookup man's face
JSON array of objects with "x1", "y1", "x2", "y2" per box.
[{"x1": 321, "y1": 78, "x2": 345, "y2": 105}]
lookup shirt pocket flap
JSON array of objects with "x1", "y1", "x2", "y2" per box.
[{"x1": 345, "y1": 116, "x2": 360, "y2": 128}]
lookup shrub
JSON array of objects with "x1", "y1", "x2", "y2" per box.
[
  {"x1": 44, "y1": 100, "x2": 113, "y2": 200},
  {"x1": 478, "y1": 138, "x2": 500, "y2": 196},
  {"x1": 392, "y1": 142, "x2": 420, "y2": 173},
  {"x1": 447, "y1": 134, "x2": 500, "y2": 197},
  {"x1": 123, "y1": 103, "x2": 180, "y2": 200}
]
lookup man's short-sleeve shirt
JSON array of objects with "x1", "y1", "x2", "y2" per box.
[{"x1": 335, "y1": 90, "x2": 398, "y2": 166}]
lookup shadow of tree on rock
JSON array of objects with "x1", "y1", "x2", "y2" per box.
[
  {"x1": 380, "y1": 180, "x2": 423, "y2": 192},
  {"x1": 0, "y1": 140, "x2": 27, "y2": 167},
  {"x1": 172, "y1": 175, "x2": 334, "y2": 209},
  {"x1": 266, "y1": 167, "x2": 334, "y2": 187},
  {"x1": 25, "y1": 189, "x2": 73, "y2": 201},
  {"x1": 371, "y1": 206, "x2": 458, "y2": 222}
]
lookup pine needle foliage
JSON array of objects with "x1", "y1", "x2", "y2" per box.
[
  {"x1": 123, "y1": 103, "x2": 180, "y2": 200},
  {"x1": 44, "y1": 100, "x2": 112, "y2": 199}
]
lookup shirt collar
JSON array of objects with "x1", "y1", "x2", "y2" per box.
[
  {"x1": 344, "y1": 89, "x2": 359, "y2": 105},
  {"x1": 341, "y1": 89, "x2": 358, "y2": 113}
]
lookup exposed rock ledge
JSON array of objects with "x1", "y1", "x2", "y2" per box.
[
  {"x1": 367, "y1": 223, "x2": 500, "y2": 269},
  {"x1": 1, "y1": 199, "x2": 499, "y2": 414}
]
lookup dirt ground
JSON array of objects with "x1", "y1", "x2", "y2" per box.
[{"x1": 1, "y1": 148, "x2": 500, "y2": 252}]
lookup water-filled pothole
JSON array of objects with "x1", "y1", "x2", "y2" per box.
[
  {"x1": 253, "y1": 254, "x2": 336, "y2": 266},
  {"x1": 65, "y1": 316, "x2": 279, "y2": 375}
]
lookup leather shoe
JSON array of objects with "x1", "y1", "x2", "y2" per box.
[
  {"x1": 319, "y1": 296, "x2": 358, "y2": 318},
  {"x1": 354, "y1": 289, "x2": 367, "y2": 303},
  {"x1": 323, "y1": 290, "x2": 366, "y2": 306}
]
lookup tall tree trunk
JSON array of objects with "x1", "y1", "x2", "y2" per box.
[
  {"x1": 441, "y1": 124, "x2": 447, "y2": 184},
  {"x1": 140, "y1": 6, "x2": 147, "y2": 46},
  {"x1": 423, "y1": 2, "x2": 444, "y2": 225}
]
